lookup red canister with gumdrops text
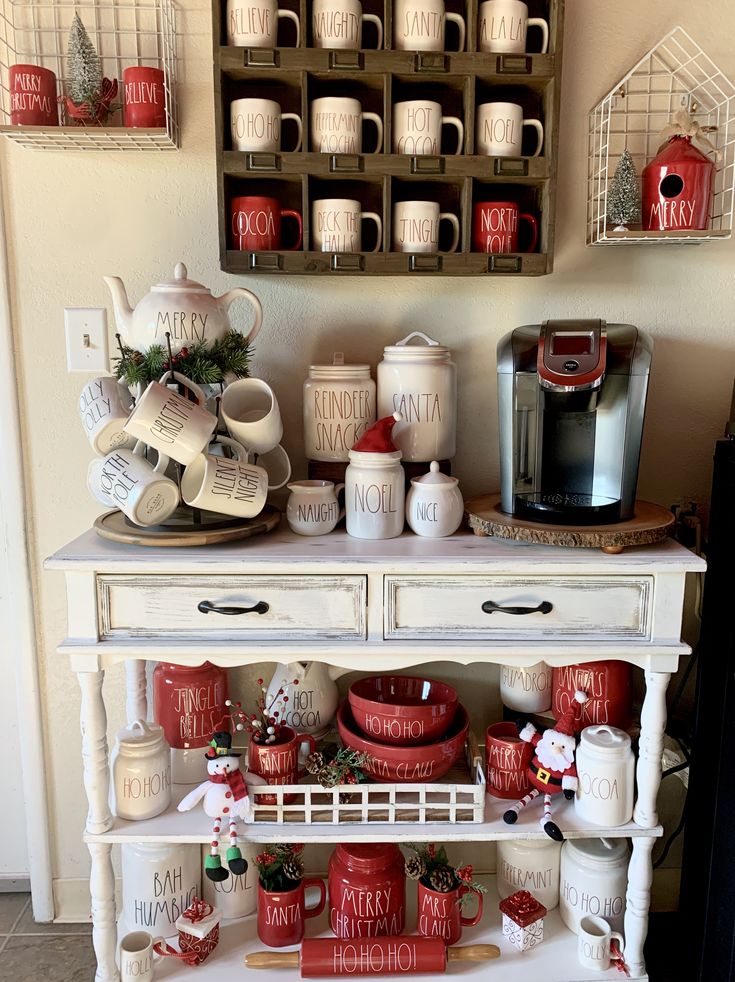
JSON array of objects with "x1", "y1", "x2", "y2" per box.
[
  {"x1": 552, "y1": 661, "x2": 632, "y2": 731},
  {"x1": 328, "y1": 843, "x2": 405, "y2": 938}
]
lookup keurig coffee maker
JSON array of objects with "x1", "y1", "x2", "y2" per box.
[{"x1": 498, "y1": 320, "x2": 652, "y2": 525}]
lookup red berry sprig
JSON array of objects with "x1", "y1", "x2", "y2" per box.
[{"x1": 224, "y1": 676, "x2": 300, "y2": 744}]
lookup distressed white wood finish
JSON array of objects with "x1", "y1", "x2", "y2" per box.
[
  {"x1": 89, "y1": 842, "x2": 117, "y2": 982},
  {"x1": 624, "y1": 836, "x2": 656, "y2": 977},
  {"x1": 633, "y1": 671, "x2": 671, "y2": 828},
  {"x1": 77, "y1": 671, "x2": 112, "y2": 836},
  {"x1": 125, "y1": 660, "x2": 148, "y2": 724}
]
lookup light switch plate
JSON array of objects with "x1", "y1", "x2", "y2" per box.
[{"x1": 64, "y1": 307, "x2": 109, "y2": 373}]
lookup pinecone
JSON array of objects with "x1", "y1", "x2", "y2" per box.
[
  {"x1": 305, "y1": 751, "x2": 326, "y2": 775},
  {"x1": 405, "y1": 854, "x2": 427, "y2": 881},
  {"x1": 317, "y1": 765, "x2": 341, "y2": 788},
  {"x1": 338, "y1": 792, "x2": 354, "y2": 804},
  {"x1": 281, "y1": 856, "x2": 304, "y2": 882},
  {"x1": 429, "y1": 865, "x2": 456, "y2": 893}
]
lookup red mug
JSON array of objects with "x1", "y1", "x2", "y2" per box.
[
  {"x1": 9, "y1": 65, "x2": 58, "y2": 126},
  {"x1": 472, "y1": 201, "x2": 538, "y2": 253},
  {"x1": 248, "y1": 726, "x2": 316, "y2": 805},
  {"x1": 257, "y1": 879, "x2": 326, "y2": 947},
  {"x1": 485, "y1": 721, "x2": 533, "y2": 799},
  {"x1": 417, "y1": 881, "x2": 483, "y2": 945},
  {"x1": 123, "y1": 66, "x2": 166, "y2": 128},
  {"x1": 231, "y1": 195, "x2": 303, "y2": 251}
]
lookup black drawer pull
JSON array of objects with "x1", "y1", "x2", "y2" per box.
[
  {"x1": 197, "y1": 599, "x2": 269, "y2": 616},
  {"x1": 482, "y1": 600, "x2": 553, "y2": 616}
]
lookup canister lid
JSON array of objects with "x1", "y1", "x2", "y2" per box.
[
  {"x1": 564, "y1": 837, "x2": 629, "y2": 866},
  {"x1": 580, "y1": 725, "x2": 631, "y2": 754},
  {"x1": 309, "y1": 364, "x2": 372, "y2": 380},
  {"x1": 382, "y1": 331, "x2": 450, "y2": 360},
  {"x1": 410, "y1": 461, "x2": 459, "y2": 489},
  {"x1": 333, "y1": 842, "x2": 402, "y2": 873},
  {"x1": 116, "y1": 719, "x2": 166, "y2": 749}
]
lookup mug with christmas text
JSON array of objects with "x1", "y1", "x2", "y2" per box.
[
  {"x1": 392, "y1": 99, "x2": 464, "y2": 156},
  {"x1": 9, "y1": 65, "x2": 58, "y2": 126},
  {"x1": 226, "y1": 0, "x2": 300, "y2": 46},
  {"x1": 393, "y1": 0, "x2": 465, "y2": 52},
  {"x1": 231, "y1": 195, "x2": 303, "y2": 251},
  {"x1": 78, "y1": 375, "x2": 135, "y2": 455},
  {"x1": 478, "y1": 0, "x2": 548, "y2": 53},
  {"x1": 393, "y1": 200, "x2": 460, "y2": 254},
  {"x1": 87, "y1": 442, "x2": 180, "y2": 527},
  {"x1": 231, "y1": 97, "x2": 302, "y2": 152},
  {"x1": 472, "y1": 201, "x2": 538, "y2": 253},
  {"x1": 476, "y1": 101, "x2": 543, "y2": 157},
  {"x1": 486, "y1": 721, "x2": 533, "y2": 799},
  {"x1": 123, "y1": 67, "x2": 166, "y2": 128},
  {"x1": 312, "y1": 0, "x2": 383, "y2": 50},
  {"x1": 310, "y1": 96, "x2": 383, "y2": 154},
  {"x1": 312, "y1": 198, "x2": 383, "y2": 252}
]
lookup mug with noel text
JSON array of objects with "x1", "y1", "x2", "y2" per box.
[
  {"x1": 312, "y1": 198, "x2": 383, "y2": 252},
  {"x1": 231, "y1": 195, "x2": 303, "y2": 251},
  {"x1": 393, "y1": 0, "x2": 465, "y2": 52},
  {"x1": 312, "y1": 0, "x2": 383, "y2": 50},
  {"x1": 226, "y1": 0, "x2": 300, "y2": 47},
  {"x1": 123, "y1": 67, "x2": 166, "y2": 128},
  {"x1": 473, "y1": 200, "x2": 538, "y2": 253},
  {"x1": 392, "y1": 99, "x2": 464, "y2": 156},
  {"x1": 310, "y1": 96, "x2": 383, "y2": 154},
  {"x1": 478, "y1": 0, "x2": 548, "y2": 54},
  {"x1": 476, "y1": 101, "x2": 543, "y2": 157},
  {"x1": 231, "y1": 97, "x2": 302, "y2": 152},
  {"x1": 393, "y1": 200, "x2": 460, "y2": 254}
]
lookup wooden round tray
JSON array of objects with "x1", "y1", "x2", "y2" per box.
[
  {"x1": 464, "y1": 495, "x2": 674, "y2": 553},
  {"x1": 94, "y1": 504, "x2": 281, "y2": 547}
]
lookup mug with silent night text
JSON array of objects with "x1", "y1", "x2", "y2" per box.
[
  {"x1": 226, "y1": 0, "x2": 300, "y2": 47},
  {"x1": 392, "y1": 100, "x2": 464, "y2": 156},
  {"x1": 478, "y1": 0, "x2": 548, "y2": 53},
  {"x1": 231, "y1": 97, "x2": 302, "y2": 151},
  {"x1": 312, "y1": 198, "x2": 383, "y2": 252},
  {"x1": 475, "y1": 101, "x2": 543, "y2": 157},
  {"x1": 393, "y1": 0, "x2": 465, "y2": 52},
  {"x1": 312, "y1": 0, "x2": 383, "y2": 50},
  {"x1": 231, "y1": 195, "x2": 303, "y2": 251},
  {"x1": 472, "y1": 201, "x2": 538, "y2": 253},
  {"x1": 393, "y1": 201, "x2": 460, "y2": 254},
  {"x1": 310, "y1": 96, "x2": 383, "y2": 154},
  {"x1": 181, "y1": 436, "x2": 272, "y2": 517}
]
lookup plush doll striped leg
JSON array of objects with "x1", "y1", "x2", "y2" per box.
[
  {"x1": 503, "y1": 788, "x2": 540, "y2": 824},
  {"x1": 226, "y1": 817, "x2": 247, "y2": 875},
  {"x1": 205, "y1": 817, "x2": 229, "y2": 882}
]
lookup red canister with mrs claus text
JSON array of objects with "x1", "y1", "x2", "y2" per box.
[{"x1": 329, "y1": 843, "x2": 405, "y2": 939}]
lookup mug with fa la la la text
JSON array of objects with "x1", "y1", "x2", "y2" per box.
[{"x1": 478, "y1": 0, "x2": 548, "y2": 53}]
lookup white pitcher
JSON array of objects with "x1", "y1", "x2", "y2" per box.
[{"x1": 266, "y1": 662, "x2": 350, "y2": 738}]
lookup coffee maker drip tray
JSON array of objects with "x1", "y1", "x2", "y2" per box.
[{"x1": 514, "y1": 492, "x2": 622, "y2": 526}]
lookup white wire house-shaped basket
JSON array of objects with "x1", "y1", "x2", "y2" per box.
[
  {"x1": 587, "y1": 27, "x2": 735, "y2": 244},
  {"x1": 0, "y1": 0, "x2": 178, "y2": 150}
]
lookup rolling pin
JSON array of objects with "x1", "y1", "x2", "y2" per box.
[{"x1": 245, "y1": 937, "x2": 500, "y2": 977}]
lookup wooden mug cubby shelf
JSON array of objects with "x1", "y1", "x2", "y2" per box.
[{"x1": 213, "y1": 0, "x2": 563, "y2": 275}]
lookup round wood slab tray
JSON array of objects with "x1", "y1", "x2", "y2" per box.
[
  {"x1": 94, "y1": 504, "x2": 281, "y2": 547},
  {"x1": 464, "y1": 495, "x2": 674, "y2": 554}
]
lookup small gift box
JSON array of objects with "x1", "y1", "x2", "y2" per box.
[
  {"x1": 499, "y1": 890, "x2": 547, "y2": 953},
  {"x1": 154, "y1": 897, "x2": 221, "y2": 967}
]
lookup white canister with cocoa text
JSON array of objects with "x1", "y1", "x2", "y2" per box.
[
  {"x1": 377, "y1": 332, "x2": 457, "y2": 462},
  {"x1": 500, "y1": 661, "x2": 553, "y2": 713},
  {"x1": 497, "y1": 838, "x2": 561, "y2": 910},
  {"x1": 112, "y1": 720, "x2": 171, "y2": 821},
  {"x1": 560, "y1": 838, "x2": 629, "y2": 935},
  {"x1": 574, "y1": 725, "x2": 635, "y2": 828},
  {"x1": 304, "y1": 355, "x2": 376, "y2": 462},
  {"x1": 346, "y1": 449, "x2": 405, "y2": 539},
  {"x1": 122, "y1": 842, "x2": 201, "y2": 938}
]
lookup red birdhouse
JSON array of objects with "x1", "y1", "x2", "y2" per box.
[{"x1": 642, "y1": 135, "x2": 715, "y2": 232}]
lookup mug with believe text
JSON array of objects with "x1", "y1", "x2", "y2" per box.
[
  {"x1": 312, "y1": 0, "x2": 383, "y2": 50},
  {"x1": 312, "y1": 198, "x2": 383, "y2": 252},
  {"x1": 393, "y1": 0, "x2": 465, "y2": 52},
  {"x1": 226, "y1": 0, "x2": 300, "y2": 47},
  {"x1": 310, "y1": 96, "x2": 383, "y2": 154},
  {"x1": 231, "y1": 97, "x2": 302, "y2": 152},
  {"x1": 393, "y1": 200, "x2": 460, "y2": 254},
  {"x1": 473, "y1": 201, "x2": 538, "y2": 253},
  {"x1": 123, "y1": 67, "x2": 166, "y2": 128},
  {"x1": 392, "y1": 100, "x2": 463, "y2": 156},
  {"x1": 231, "y1": 195, "x2": 303, "y2": 251},
  {"x1": 476, "y1": 101, "x2": 543, "y2": 157},
  {"x1": 9, "y1": 65, "x2": 58, "y2": 125},
  {"x1": 478, "y1": 0, "x2": 548, "y2": 54}
]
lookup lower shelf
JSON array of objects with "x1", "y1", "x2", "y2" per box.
[{"x1": 223, "y1": 250, "x2": 549, "y2": 275}]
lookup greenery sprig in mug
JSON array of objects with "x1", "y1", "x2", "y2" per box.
[
  {"x1": 255, "y1": 843, "x2": 305, "y2": 892},
  {"x1": 404, "y1": 843, "x2": 487, "y2": 907},
  {"x1": 224, "y1": 675, "x2": 299, "y2": 744}
]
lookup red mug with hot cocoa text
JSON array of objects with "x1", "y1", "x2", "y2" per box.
[
  {"x1": 417, "y1": 881, "x2": 483, "y2": 945},
  {"x1": 257, "y1": 879, "x2": 326, "y2": 947},
  {"x1": 123, "y1": 67, "x2": 166, "y2": 128},
  {"x1": 9, "y1": 65, "x2": 58, "y2": 125},
  {"x1": 231, "y1": 195, "x2": 303, "y2": 250},
  {"x1": 472, "y1": 201, "x2": 538, "y2": 253},
  {"x1": 486, "y1": 721, "x2": 533, "y2": 799}
]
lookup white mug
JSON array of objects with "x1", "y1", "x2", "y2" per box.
[
  {"x1": 393, "y1": 200, "x2": 460, "y2": 253},
  {"x1": 577, "y1": 915, "x2": 625, "y2": 972},
  {"x1": 255, "y1": 443, "x2": 292, "y2": 490},
  {"x1": 310, "y1": 96, "x2": 383, "y2": 154},
  {"x1": 231, "y1": 97, "x2": 302, "y2": 151},
  {"x1": 221, "y1": 377, "x2": 284, "y2": 454},
  {"x1": 476, "y1": 101, "x2": 543, "y2": 156},
  {"x1": 312, "y1": 0, "x2": 383, "y2": 49},
  {"x1": 392, "y1": 100, "x2": 463, "y2": 155},
  {"x1": 88, "y1": 442, "x2": 180, "y2": 527},
  {"x1": 478, "y1": 0, "x2": 548, "y2": 53},
  {"x1": 226, "y1": 0, "x2": 300, "y2": 46},
  {"x1": 393, "y1": 0, "x2": 465, "y2": 52},
  {"x1": 287, "y1": 480, "x2": 345, "y2": 535},
  {"x1": 123, "y1": 371, "x2": 217, "y2": 466},
  {"x1": 181, "y1": 436, "x2": 270, "y2": 518},
  {"x1": 79, "y1": 376, "x2": 135, "y2": 455},
  {"x1": 119, "y1": 931, "x2": 165, "y2": 982},
  {"x1": 312, "y1": 198, "x2": 383, "y2": 252}
]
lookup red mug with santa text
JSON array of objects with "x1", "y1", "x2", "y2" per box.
[
  {"x1": 417, "y1": 881, "x2": 483, "y2": 945},
  {"x1": 257, "y1": 879, "x2": 327, "y2": 947},
  {"x1": 486, "y1": 722, "x2": 533, "y2": 799},
  {"x1": 231, "y1": 195, "x2": 303, "y2": 251},
  {"x1": 472, "y1": 201, "x2": 538, "y2": 253},
  {"x1": 123, "y1": 67, "x2": 166, "y2": 127},
  {"x1": 248, "y1": 726, "x2": 316, "y2": 805},
  {"x1": 9, "y1": 65, "x2": 58, "y2": 125}
]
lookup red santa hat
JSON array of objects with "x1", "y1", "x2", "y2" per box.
[
  {"x1": 553, "y1": 690, "x2": 587, "y2": 736},
  {"x1": 352, "y1": 412, "x2": 403, "y2": 453}
]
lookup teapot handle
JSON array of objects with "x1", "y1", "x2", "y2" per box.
[
  {"x1": 394, "y1": 331, "x2": 440, "y2": 347},
  {"x1": 216, "y1": 287, "x2": 263, "y2": 345}
]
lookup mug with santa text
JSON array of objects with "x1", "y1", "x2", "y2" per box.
[
  {"x1": 231, "y1": 97, "x2": 302, "y2": 152},
  {"x1": 257, "y1": 880, "x2": 327, "y2": 947},
  {"x1": 473, "y1": 201, "x2": 538, "y2": 253},
  {"x1": 231, "y1": 195, "x2": 303, "y2": 250},
  {"x1": 393, "y1": 0, "x2": 465, "y2": 52},
  {"x1": 248, "y1": 726, "x2": 317, "y2": 804},
  {"x1": 123, "y1": 67, "x2": 166, "y2": 128},
  {"x1": 226, "y1": 0, "x2": 300, "y2": 46},
  {"x1": 476, "y1": 101, "x2": 543, "y2": 157}
]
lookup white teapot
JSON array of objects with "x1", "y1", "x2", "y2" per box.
[
  {"x1": 266, "y1": 662, "x2": 349, "y2": 738},
  {"x1": 104, "y1": 262, "x2": 262, "y2": 355},
  {"x1": 405, "y1": 460, "x2": 464, "y2": 537}
]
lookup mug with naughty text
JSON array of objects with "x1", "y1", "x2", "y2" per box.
[
  {"x1": 312, "y1": 198, "x2": 383, "y2": 252},
  {"x1": 478, "y1": 0, "x2": 548, "y2": 53},
  {"x1": 577, "y1": 915, "x2": 625, "y2": 973},
  {"x1": 472, "y1": 201, "x2": 538, "y2": 253},
  {"x1": 392, "y1": 100, "x2": 464, "y2": 156},
  {"x1": 231, "y1": 195, "x2": 303, "y2": 251},
  {"x1": 393, "y1": 200, "x2": 460, "y2": 254},
  {"x1": 393, "y1": 0, "x2": 465, "y2": 52},
  {"x1": 310, "y1": 96, "x2": 383, "y2": 154},
  {"x1": 88, "y1": 442, "x2": 180, "y2": 527},
  {"x1": 476, "y1": 101, "x2": 543, "y2": 157},
  {"x1": 78, "y1": 376, "x2": 135, "y2": 455},
  {"x1": 231, "y1": 97, "x2": 302, "y2": 151},
  {"x1": 226, "y1": 0, "x2": 300, "y2": 46},
  {"x1": 312, "y1": 0, "x2": 383, "y2": 50},
  {"x1": 119, "y1": 931, "x2": 165, "y2": 982}
]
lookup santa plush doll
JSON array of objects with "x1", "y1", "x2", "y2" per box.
[{"x1": 503, "y1": 690, "x2": 587, "y2": 842}]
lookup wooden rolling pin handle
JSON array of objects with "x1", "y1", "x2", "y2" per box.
[
  {"x1": 246, "y1": 951, "x2": 301, "y2": 968},
  {"x1": 447, "y1": 944, "x2": 501, "y2": 962}
]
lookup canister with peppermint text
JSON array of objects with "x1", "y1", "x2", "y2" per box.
[
  {"x1": 304, "y1": 354, "x2": 376, "y2": 462},
  {"x1": 328, "y1": 843, "x2": 406, "y2": 938},
  {"x1": 560, "y1": 838, "x2": 628, "y2": 935},
  {"x1": 497, "y1": 838, "x2": 561, "y2": 910},
  {"x1": 112, "y1": 720, "x2": 171, "y2": 821},
  {"x1": 574, "y1": 725, "x2": 635, "y2": 828}
]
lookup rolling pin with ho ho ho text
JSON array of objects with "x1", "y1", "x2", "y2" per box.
[{"x1": 245, "y1": 936, "x2": 501, "y2": 977}]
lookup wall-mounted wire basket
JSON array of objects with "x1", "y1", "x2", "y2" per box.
[{"x1": 0, "y1": 0, "x2": 178, "y2": 150}]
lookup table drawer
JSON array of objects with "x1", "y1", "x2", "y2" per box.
[
  {"x1": 385, "y1": 575, "x2": 653, "y2": 642},
  {"x1": 98, "y1": 574, "x2": 367, "y2": 641}
]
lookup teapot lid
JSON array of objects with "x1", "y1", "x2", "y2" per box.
[
  {"x1": 411, "y1": 461, "x2": 459, "y2": 489},
  {"x1": 152, "y1": 262, "x2": 211, "y2": 294}
]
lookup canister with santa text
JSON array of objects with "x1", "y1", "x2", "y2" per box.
[
  {"x1": 112, "y1": 720, "x2": 171, "y2": 821},
  {"x1": 559, "y1": 838, "x2": 628, "y2": 935},
  {"x1": 122, "y1": 842, "x2": 201, "y2": 938},
  {"x1": 328, "y1": 843, "x2": 405, "y2": 938},
  {"x1": 304, "y1": 356, "x2": 376, "y2": 462},
  {"x1": 500, "y1": 661, "x2": 552, "y2": 714},
  {"x1": 497, "y1": 839, "x2": 561, "y2": 910},
  {"x1": 345, "y1": 413, "x2": 405, "y2": 539},
  {"x1": 377, "y1": 332, "x2": 457, "y2": 462},
  {"x1": 574, "y1": 725, "x2": 635, "y2": 828}
]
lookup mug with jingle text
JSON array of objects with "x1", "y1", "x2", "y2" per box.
[
  {"x1": 312, "y1": 0, "x2": 383, "y2": 50},
  {"x1": 231, "y1": 97, "x2": 302, "y2": 151},
  {"x1": 577, "y1": 915, "x2": 625, "y2": 973},
  {"x1": 478, "y1": 0, "x2": 548, "y2": 54},
  {"x1": 231, "y1": 195, "x2": 303, "y2": 251},
  {"x1": 123, "y1": 67, "x2": 166, "y2": 128},
  {"x1": 393, "y1": 200, "x2": 460, "y2": 254},
  {"x1": 88, "y1": 442, "x2": 180, "y2": 528},
  {"x1": 393, "y1": 0, "x2": 465, "y2": 52},
  {"x1": 119, "y1": 931, "x2": 165, "y2": 982},
  {"x1": 476, "y1": 101, "x2": 543, "y2": 157},
  {"x1": 226, "y1": 0, "x2": 300, "y2": 46},
  {"x1": 310, "y1": 96, "x2": 383, "y2": 154},
  {"x1": 312, "y1": 198, "x2": 383, "y2": 252},
  {"x1": 472, "y1": 201, "x2": 538, "y2": 253},
  {"x1": 78, "y1": 375, "x2": 135, "y2": 455},
  {"x1": 392, "y1": 100, "x2": 463, "y2": 156}
]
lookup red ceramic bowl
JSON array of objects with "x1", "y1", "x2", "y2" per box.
[
  {"x1": 348, "y1": 675, "x2": 459, "y2": 746},
  {"x1": 336, "y1": 701, "x2": 469, "y2": 783}
]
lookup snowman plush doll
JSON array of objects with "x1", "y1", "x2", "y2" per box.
[{"x1": 178, "y1": 731, "x2": 252, "y2": 882}]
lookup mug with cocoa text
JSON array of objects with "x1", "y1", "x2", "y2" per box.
[
  {"x1": 393, "y1": 0, "x2": 465, "y2": 52},
  {"x1": 257, "y1": 880, "x2": 327, "y2": 947},
  {"x1": 231, "y1": 196, "x2": 303, "y2": 250},
  {"x1": 476, "y1": 101, "x2": 543, "y2": 157},
  {"x1": 231, "y1": 97, "x2": 302, "y2": 151},
  {"x1": 392, "y1": 100, "x2": 463, "y2": 156},
  {"x1": 226, "y1": 0, "x2": 300, "y2": 46},
  {"x1": 123, "y1": 67, "x2": 166, "y2": 128},
  {"x1": 472, "y1": 201, "x2": 538, "y2": 253},
  {"x1": 312, "y1": 198, "x2": 383, "y2": 252},
  {"x1": 78, "y1": 375, "x2": 135, "y2": 455},
  {"x1": 310, "y1": 96, "x2": 383, "y2": 154},
  {"x1": 478, "y1": 0, "x2": 548, "y2": 53},
  {"x1": 9, "y1": 65, "x2": 58, "y2": 125},
  {"x1": 393, "y1": 200, "x2": 460, "y2": 254},
  {"x1": 312, "y1": 0, "x2": 383, "y2": 50},
  {"x1": 88, "y1": 442, "x2": 180, "y2": 527}
]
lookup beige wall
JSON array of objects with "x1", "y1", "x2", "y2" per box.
[{"x1": 1, "y1": 0, "x2": 732, "y2": 912}]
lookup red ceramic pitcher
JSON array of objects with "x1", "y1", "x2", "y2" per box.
[
  {"x1": 416, "y1": 881, "x2": 483, "y2": 945},
  {"x1": 328, "y1": 843, "x2": 405, "y2": 939},
  {"x1": 248, "y1": 726, "x2": 316, "y2": 805},
  {"x1": 485, "y1": 721, "x2": 533, "y2": 799},
  {"x1": 257, "y1": 879, "x2": 326, "y2": 947}
]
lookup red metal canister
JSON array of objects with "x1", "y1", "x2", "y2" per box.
[
  {"x1": 328, "y1": 844, "x2": 406, "y2": 939},
  {"x1": 552, "y1": 661, "x2": 632, "y2": 731},
  {"x1": 642, "y1": 135, "x2": 715, "y2": 232}
]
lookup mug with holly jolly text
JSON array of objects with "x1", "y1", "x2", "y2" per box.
[
  {"x1": 312, "y1": 0, "x2": 383, "y2": 50},
  {"x1": 231, "y1": 196, "x2": 303, "y2": 251},
  {"x1": 393, "y1": 201, "x2": 460, "y2": 254},
  {"x1": 392, "y1": 100, "x2": 464, "y2": 156},
  {"x1": 310, "y1": 96, "x2": 383, "y2": 154},
  {"x1": 475, "y1": 101, "x2": 543, "y2": 157},
  {"x1": 231, "y1": 97, "x2": 302, "y2": 152},
  {"x1": 478, "y1": 0, "x2": 548, "y2": 53},
  {"x1": 472, "y1": 201, "x2": 538, "y2": 253},
  {"x1": 393, "y1": 0, "x2": 465, "y2": 52},
  {"x1": 226, "y1": 0, "x2": 300, "y2": 46},
  {"x1": 312, "y1": 198, "x2": 383, "y2": 252}
]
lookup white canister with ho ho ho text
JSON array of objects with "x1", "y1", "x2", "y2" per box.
[
  {"x1": 500, "y1": 661, "x2": 553, "y2": 713},
  {"x1": 304, "y1": 356, "x2": 376, "y2": 462},
  {"x1": 560, "y1": 838, "x2": 629, "y2": 935},
  {"x1": 574, "y1": 725, "x2": 635, "y2": 828},
  {"x1": 122, "y1": 842, "x2": 201, "y2": 938},
  {"x1": 112, "y1": 720, "x2": 171, "y2": 821},
  {"x1": 497, "y1": 838, "x2": 561, "y2": 910}
]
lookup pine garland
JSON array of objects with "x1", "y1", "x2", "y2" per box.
[{"x1": 114, "y1": 331, "x2": 252, "y2": 387}]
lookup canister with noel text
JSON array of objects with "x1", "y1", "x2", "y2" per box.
[
  {"x1": 500, "y1": 661, "x2": 552, "y2": 714},
  {"x1": 497, "y1": 838, "x2": 561, "y2": 911},
  {"x1": 346, "y1": 413, "x2": 405, "y2": 540},
  {"x1": 112, "y1": 720, "x2": 171, "y2": 821},
  {"x1": 304, "y1": 354, "x2": 376, "y2": 462},
  {"x1": 122, "y1": 842, "x2": 201, "y2": 938},
  {"x1": 574, "y1": 725, "x2": 635, "y2": 828},
  {"x1": 552, "y1": 661, "x2": 633, "y2": 731},
  {"x1": 559, "y1": 838, "x2": 628, "y2": 935},
  {"x1": 328, "y1": 843, "x2": 406, "y2": 939}
]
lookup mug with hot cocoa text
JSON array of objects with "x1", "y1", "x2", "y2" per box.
[
  {"x1": 231, "y1": 195, "x2": 303, "y2": 250},
  {"x1": 312, "y1": 0, "x2": 383, "y2": 49},
  {"x1": 393, "y1": 201, "x2": 460, "y2": 254},
  {"x1": 310, "y1": 96, "x2": 383, "y2": 154},
  {"x1": 476, "y1": 101, "x2": 543, "y2": 157},
  {"x1": 231, "y1": 97, "x2": 302, "y2": 152},
  {"x1": 392, "y1": 100, "x2": 463, "y2": 156},
  {"x1": 393, "y1": 0, "x2": 465, "y2": 52},
  {"x1": 9, "y1": 65, "x2": 58, "y2": 125},
  {"x1": 226, "y1": 0, "x2": 300, "y2": 46},
  {"x1": 312, "y1": 198, "x2": 383, "y2": 252},
  {"x1": 473, "y1": 201, "x2": 538, "y2": 253},
  {"x1": 123, "y1": 67, "x2": 166, "y2": 128},
  {"x1": 478, "y1": 0, "x2": 548, "y2": 53}
]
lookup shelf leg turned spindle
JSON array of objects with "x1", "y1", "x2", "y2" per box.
[
  {"x1": 125, "y1": 659, "x2": 148, "y2": 724},
  {"x1": 624, "y1": 836, "x2": 655, "y2": 978},
  {"x1": 634, "y1": 669, "x2": 671, "y2": 828},
  {"x1": 89, "y1": 841, "x2": 119, "y2": 982}
]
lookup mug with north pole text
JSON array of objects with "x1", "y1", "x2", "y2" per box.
[
  {"x1": 310, "y1": 96, "x2": 383, "y2": 154},
  {"x1": 392, "y1": 99, "x2": 464, "y2": 156},
  {"x1": 475, "y1": 101, "x2": 543, "y2": 157},
  {"x1": 312, "y1": 198, "x2": 383, "y2": 252},
  {"x1": 472, "y1": 201, "x2": 538, "y2": 253},
  {"x1": 88, "y1": 442, "x2": 180, "y2": 527},
  {"x1": 231, "y1": 195, "x2": 303, "y2": 251},
  {"x1": 312, "y1": 0, "x2": 383, "y2": 50},
  {"x1": 393, "y1": 200, "x2": 460, "y2": 254},
  {"x1": 478, "y1": 0, "x2": 548, "y2": 53},
  {"x1": 231, "y1": 97, "x2": 302, "y2": 151},
  {"x1": 393, "y1": 0, "x2": 465, "y2": 52},
  {"x1": 226, "y1": 0, "x2": 300, "y2": 46}
]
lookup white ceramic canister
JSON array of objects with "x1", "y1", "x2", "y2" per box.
[
  {"x1": 121, "y1": 842, "x2": 201, "y2": 938},
  {"x1": 405, "y1": 461, "x2": 464, "y2": 537},
  {"x1": 575, "y1": 725, "x2": 635, "y2": 828},
  {"x1": 265, "y1": 662, "x2": 349, "y2": 738},
  {"x1": 497, "y1": 839, "x2": 561, "y2": 910},
  {"x1": 345, "y1": 449, "x2": 405, "y2": 539},
  {"x1": 112, "y1": 720, "x2": 171, "y2": 821},
  {"x1": 304, "y1": 354, "x2": 377, "y2": 462},
  {"x1": 560, "y1": 838, "x2": 629, "y2": 935},
  {"x1": 377, "y1": 331, "x2": 457, "y2": 462},
  {"x1": 500, "y1": 661, "x2": 553, "y2": 713},
  {"x1": 201, "y1": 842, "x2": 260, "y2": 919}
]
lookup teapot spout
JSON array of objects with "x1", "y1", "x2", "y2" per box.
[{"x1": 103, "y1": 275, "x2": 134, "y2": 339}]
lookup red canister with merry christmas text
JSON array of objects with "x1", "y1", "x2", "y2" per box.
[
  {"x1": 552, "y1": 662, "x2": 632, "y2": 731},
  {"x1": 329, "y1": 843, "x2": 405, "y2": 938}
]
